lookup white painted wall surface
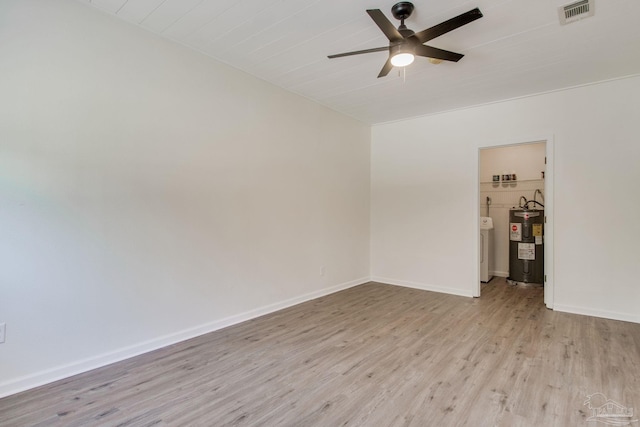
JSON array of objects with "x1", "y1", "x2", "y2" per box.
[
  {"x1": 371, "y1": 76, "x2": 640, "y2": 321},
  {"x1": 0, "y1": 0, "x2": 370, "y2": 396}
]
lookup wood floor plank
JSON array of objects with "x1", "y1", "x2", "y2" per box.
[{"x1": 1, "y1": 279, "x2": 639, "y2": 426}]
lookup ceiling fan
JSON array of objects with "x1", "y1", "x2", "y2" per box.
[{"x1": 327, "y1": 2, "x2": 483, "y2": 78}]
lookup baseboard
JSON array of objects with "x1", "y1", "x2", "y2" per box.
[
  {"x1": 553, "y1": 303, "x2": 640, "y2": 325},
  {"x1": 491, "y1": 270, "x2": 509, "y2": 278},
  {"x1": 0, "y1": 276, "x2": 370, "y2": 399},
  {"x1": 371, "y1": 276, "x2": 474, "y2": 298}
]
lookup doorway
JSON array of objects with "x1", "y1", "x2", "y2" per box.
[{"x1": 475, "y1": 137, "x2": 554, "y2": 309}]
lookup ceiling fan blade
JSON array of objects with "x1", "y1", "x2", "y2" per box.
[
  {"x1": 415, "y1": 45, "x2": 464, "y2": 62},
  {"x1": 328, "y1": 46, "x2": 389, "y2": 59},
  {"x1": 412, "y1": 8, "x2": 483, "y2": 44},
  {"x1": 366, "y1": 9, "x2": 403, "y2": 42},
  {"x1": 377, "y1": 58, "x2": 393, "y2": 78}
]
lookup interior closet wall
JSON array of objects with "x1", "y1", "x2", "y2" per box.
[{"x1": 479, "y1": 143, "x2": 546, "y2": 277}]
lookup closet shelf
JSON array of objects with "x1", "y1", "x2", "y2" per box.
[{"x1": 480, "y1": 179, "x2": 544, "y2": 185}]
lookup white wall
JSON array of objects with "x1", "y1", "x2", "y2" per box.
[
  {"x1": 371, "y1": 76, "x2": 640, "y2": 322},
  {"x1": 0, "y1": 0, "x2": 370, "y2": 396}
]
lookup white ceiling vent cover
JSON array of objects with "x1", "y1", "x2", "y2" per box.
[{"x1": 559, "y1": 0, "x2": 595, "y2": 25}]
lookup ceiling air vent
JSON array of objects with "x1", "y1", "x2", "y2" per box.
[{"x1": 558, "y1": 0, "x2": 594, "y2": 25}]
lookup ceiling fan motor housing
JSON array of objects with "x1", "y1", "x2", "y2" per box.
[
  {"x1": 391, "y1": 2, "x2": 415, "y2": 46},
  {"x1": 391, "y1": 2, "x2": 415, "y2": 21}
]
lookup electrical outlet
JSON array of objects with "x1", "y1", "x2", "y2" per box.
[{"x1": 0, "y1": 323, "x2": 5, "y2": 343}]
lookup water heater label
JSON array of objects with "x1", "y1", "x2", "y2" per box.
[
  {"x1": 518, "y1": 243, "x2": 535, "y2": 260},
  {"x1": 510, "y1": 223, "x2": 521, "y2": 241},
  {"x1": 533, "y1": 224, "x2": 543, "y2": 245},
  {"x1": 533, "y1": 224, "x2": 542, "y2": 236}
]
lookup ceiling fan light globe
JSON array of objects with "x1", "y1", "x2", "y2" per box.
[{"x1": 391, "y1": 53, "x2": 415, "y2": 67}]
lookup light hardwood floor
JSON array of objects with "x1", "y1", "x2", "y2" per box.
[{"x1": 2, "y1": 279, "x2": 639, "y2": 426}]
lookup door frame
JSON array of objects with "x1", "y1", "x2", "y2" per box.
[{"x1": 473, "y1": 134, "x2": 554, "y2": 309}]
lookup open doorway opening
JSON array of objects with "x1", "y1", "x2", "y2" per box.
[{"x1": 476, "y1": 138, "x2": 554, "y2": 309}]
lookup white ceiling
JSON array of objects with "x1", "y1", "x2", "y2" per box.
[{"x1": 82, "y1": 0, "x2": 640, "y2": 124}]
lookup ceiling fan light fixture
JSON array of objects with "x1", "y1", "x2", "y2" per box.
[
  {"x1": 390, "y1": 43, "x2": 415, "y2": 67},
  {"x1": 391, "y1": 52, "x2": 415, "y2": 67}
]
